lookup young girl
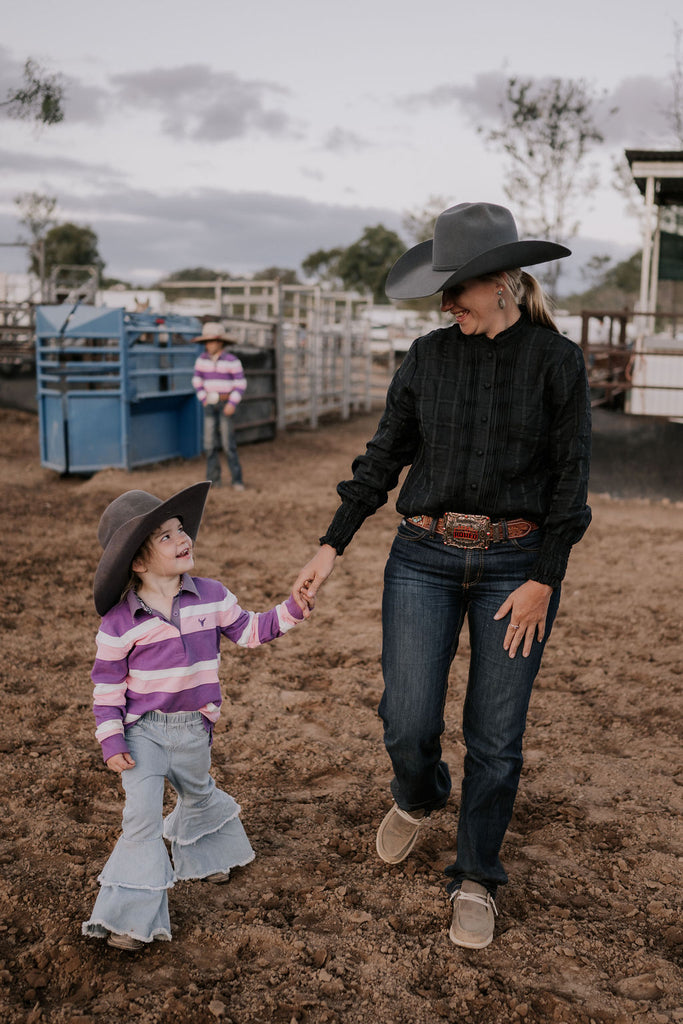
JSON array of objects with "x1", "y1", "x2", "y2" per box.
[{"x1": 82, "y1": 481, "x2": 312, "y2": 950}]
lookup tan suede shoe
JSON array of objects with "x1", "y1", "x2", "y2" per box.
[
  {"x1": 449, "y1": 880, "x2": 498, "y2": 948},
  {"x1": 375, "y1": 802, "x2": 426, "y2": 863}
]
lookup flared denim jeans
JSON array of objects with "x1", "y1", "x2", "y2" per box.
[
  {"x1": 82, "y1": 711, "x2": 254, "y2": 944},
  {"x1": 203, "y1": 402, "x2": 243, "y2": 485},
  {"x1": 379, "y1": 519, "x2": 561, "y2": 895}
]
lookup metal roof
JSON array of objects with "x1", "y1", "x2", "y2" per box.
[{"x1": 625, "y1": 148, "x2": 683, "y2": 205}]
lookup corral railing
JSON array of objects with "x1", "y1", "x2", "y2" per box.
[
  {"x1": 580, "y1": 308, "x2": 683, "y2": 418},
  {"x1": 160, "y1": 278, "x2": 375, "y2": 429}
]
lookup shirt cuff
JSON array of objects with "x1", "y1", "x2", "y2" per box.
[
  {"x1": 100, "y1": 734, "x2": 130, "y2": 764},
  {"x1": 527, "y1": 534, "x2": 572, "y2": 589},
  {"x1": 285, "y1": 594, "x2": 305, "y2": 620},
  {"x1": 319, "y1": 502, "x2": 371, "y2": 555}
]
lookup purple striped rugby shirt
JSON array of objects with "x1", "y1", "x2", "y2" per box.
[
  {"x1": 91, "y1": 575, "x2": 303, "y2": 762},
  {"x1": 191, "y1": 349, "x2": 247, "y2": 406}
]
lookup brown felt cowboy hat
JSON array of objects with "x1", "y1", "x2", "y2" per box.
[
  {"x1": 93, "y1": 482, "x2": 211, "y2": 615},
  {"x1": 191, "y1": 322, "x2": 236, "y2": 344},
  {"x1": 385, "y1": 202, "x2": 571, "y2": 300}
]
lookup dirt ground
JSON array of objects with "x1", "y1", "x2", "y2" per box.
[{"x1": 1, "y1": 405, "x2": 682, "y2": 1024}]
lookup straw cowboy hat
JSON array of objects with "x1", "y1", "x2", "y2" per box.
[
  {"x1": 192, "y1": 322, "x2": 236, "y2": 344},
  {"x1": 93, "y1": 482, "x2": 211, "y2": 616},
  {"x1": 385, "y1": 202, "x2": 571, "y2": 300}
]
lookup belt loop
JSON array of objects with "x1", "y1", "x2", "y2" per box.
[
  {"x1": 428, "y1": 517, "x2": 439, "y2": 537},
  {"x1": 500, "y1": 519, "x2": 509, "y2": 541}
]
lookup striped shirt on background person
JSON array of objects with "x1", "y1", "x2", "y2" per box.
[
  {"x1": 91, "y1": 575, "x2": 303, "y2": 763},
  {"x1": 191, "y1": 348, "x2": 247, "y2": 407}
]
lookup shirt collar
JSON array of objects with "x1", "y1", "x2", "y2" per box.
[{"x1": 128, "y1": 573, "x2": 199, "y2": 617}]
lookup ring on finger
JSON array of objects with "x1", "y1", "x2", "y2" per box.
[{"x1": 509, "y1": 624, "x2": 520, "y2": 630}]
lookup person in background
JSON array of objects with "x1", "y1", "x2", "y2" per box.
[
  {"x1": 82, "y1": 482, "x2": 313, "y2": 950},
  {"x1": 292, "y1": 202, "x2": 591, "y2": 950},
  {"x1": 192, "y1": 322, "x2": 247, "y2": 490}
]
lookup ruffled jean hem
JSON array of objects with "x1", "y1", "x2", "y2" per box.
[
  {"x1": 170, "y1": 811, "x2": 255, "y2": 881},
  {"x1": 82, "y1": 880, "x2": 172, "y2": 944},
  {"x1": 163, "y1": 791, "x2": 241, "y2": 846},
  {"x1": 174, "y1": 849, "x2": 256, "y2": 882},
  {"x1": 81, "y1": 918, "x2": 172, "y2": 944}
]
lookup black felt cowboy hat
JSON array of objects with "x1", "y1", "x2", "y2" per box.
[
  {"x1": 93, "y1": 482, "x2": 211, "y2": 615},
  {"x1": 385, "y1": 202, "x2": 571, "y2": 300}
]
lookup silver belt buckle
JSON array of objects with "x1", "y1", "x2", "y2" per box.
[{"x1": 443, "y1": 513, "x2": 492, "y2": 549}]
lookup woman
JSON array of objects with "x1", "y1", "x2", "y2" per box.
[{"x1": 292, "y1": 202, "x2": 591, "y2": 949}]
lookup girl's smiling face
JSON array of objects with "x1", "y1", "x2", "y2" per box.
[{"x1": 132, "y1": 517, "x2": 194, "y2": 580}]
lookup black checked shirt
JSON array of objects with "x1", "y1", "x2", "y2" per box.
[{"x1": 321, "y1": 312, "x2": 592, "y2": 588}]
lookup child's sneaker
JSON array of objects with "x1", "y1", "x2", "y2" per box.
[{"x1": 107, "y1": 932, "x2": 145, "y2": 951}]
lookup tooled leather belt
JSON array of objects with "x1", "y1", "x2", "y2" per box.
[{"x1": 406, "y1": 512, "x2": 538, "y2": 549}]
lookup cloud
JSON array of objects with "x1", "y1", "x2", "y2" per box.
[
  {"x1": 109, "y1": 65, "x2": 301, "y2": 142},
  {"x1": 599, "y1": 76, "x2": 674, "y2": 145},
  {"x1": 400, "y1": 71, "x2": 507, "y2": 120},
  {"x1": 12, "y1": 184, "x2": 405, "y2": 281},
  {"x1": 399, "y1": 69, "x2": 678, "y2": 148},
  {"x1": 0, "y1": 147, "x2": 123, "y2": 185},
  {"x1": 322, "y1": 127, "x2": 373, "y2": 153}
]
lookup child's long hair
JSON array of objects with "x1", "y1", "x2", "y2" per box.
[{"x1": 119, "y1": 536, "x2": 153, "y2": 604}]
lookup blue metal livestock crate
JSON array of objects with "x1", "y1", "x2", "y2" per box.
[{"x1": 36, "y1": 304, "x2": 203, "y2": 473}]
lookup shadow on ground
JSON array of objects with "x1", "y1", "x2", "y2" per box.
[{"x1": 590, "y1": 407, "x2": 683, "y2": 501}]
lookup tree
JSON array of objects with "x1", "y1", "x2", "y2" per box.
[
  {"x1": 14, "y1": 191, "x2": 57, "y2": 242},
  {"x1": 161, "y1": 267, "x2": 227, "y2": 281},
  {"x1": 37, "y1": 222, "x2": 104, "y2": 279},
  {"x1": 402, "y1": 194, "x2": 452, "y2": 244},
  {"x1": 563, "y1": 251, "x2": 641, "y2": 313},
  {"x1": 336, "y1": 225, "x2": 406, "y2": 303},
  {"x1": 252, "y1": 266, "x2": 300, "y2": 285},
  {"x1": 14, "y1": 192, "x2": 58, "y2": 295},
  {"x1": 301, "y1": 247, "x2": 345, "y2": 289},
  {"x1": 482, "y1": 76, "x2": 608, "y2": 294},
  {"x1": 302, "y1": 226, "x2": 406, "y2": 302},
  {"x1": 1, "y1": 59, "x2": 65, "y2": 126},
  {"x1": 667, "y1": 20, "x2": 683, "y2": 146}
]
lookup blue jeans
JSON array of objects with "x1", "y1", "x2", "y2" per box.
[
  {"x1": 379, "y1": 520, "x2": 561, "y2": 895},
  {"x1": 82, "y1": 711, "x2": 254, "y2": 943},
  {"x1": 203, "y1": 403, "x2": 243, "y2": 485}
]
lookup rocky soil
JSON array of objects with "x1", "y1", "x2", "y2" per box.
[{"x1": 1, "y1": 406, "x2": 681, "y2": 1024}]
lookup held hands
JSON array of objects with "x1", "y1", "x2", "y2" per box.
[
  {"x1": 292, "y1": 544, "x2": 337, "y2": 614},
  {"x1": 494, "y1": 579, "x2": 553, "y2": 659},
  {"x1": 106, "y1": 752, "x2": 136, "y2": 773}
]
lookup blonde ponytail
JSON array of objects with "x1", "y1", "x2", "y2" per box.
[{"x1": 497, "y1": 269, "x2": 559, "y2": 332}]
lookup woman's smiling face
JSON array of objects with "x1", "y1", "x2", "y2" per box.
[{"x1": 440, "y1": 277, "x2": 505, "y2": 338}]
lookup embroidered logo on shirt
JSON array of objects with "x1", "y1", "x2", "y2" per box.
[{"x1": 199, "y1": 617, "x2": 206, "y2": 627}]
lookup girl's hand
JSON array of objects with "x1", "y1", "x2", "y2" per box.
[
  {"x1": 494, "y1": 580, "x2": 553, "y2": 658},
  {"x1": 295, "y1": 589, "x2": 316, "y2": 618},
  {"x1": 223, "y1": 402, "x2": 236, "y2": 416},
  {"x1": 106, "y1": 752, "x2": 136, "y2": 773},
  {"x1": 292, "y1": 545, "x2": 337, "y2": 612}
]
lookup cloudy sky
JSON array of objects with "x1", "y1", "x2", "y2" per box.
[{"x1": 1, "y1": 0, "x2": 681, "y2": 292}]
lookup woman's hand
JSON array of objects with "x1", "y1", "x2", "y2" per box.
[
  {"x1": 106, "y1": 752, "x2": 136, "y2": 773},
  {"x1": 494, "y1": 579, "x2": 553, "y2": 658},
  {"x1": 291, "y1": 544, "x2": 338, "y2": 612}
]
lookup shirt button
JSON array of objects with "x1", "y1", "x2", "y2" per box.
[
  {"x1": 481, "y1": 416, "x2": 488, "y2": 423},
  {"x1": 487, "y1": 351, "x2": 494, "y2": 359},
  {"x1": 470, "y1": 483, "x2": 478, "y2": 490},
  {"x1": 484, "y1": 383, "x2": 491, "y2": 390},
  {"x1": 477, "y1": 449, "x2": 484, "y2": 456}
]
